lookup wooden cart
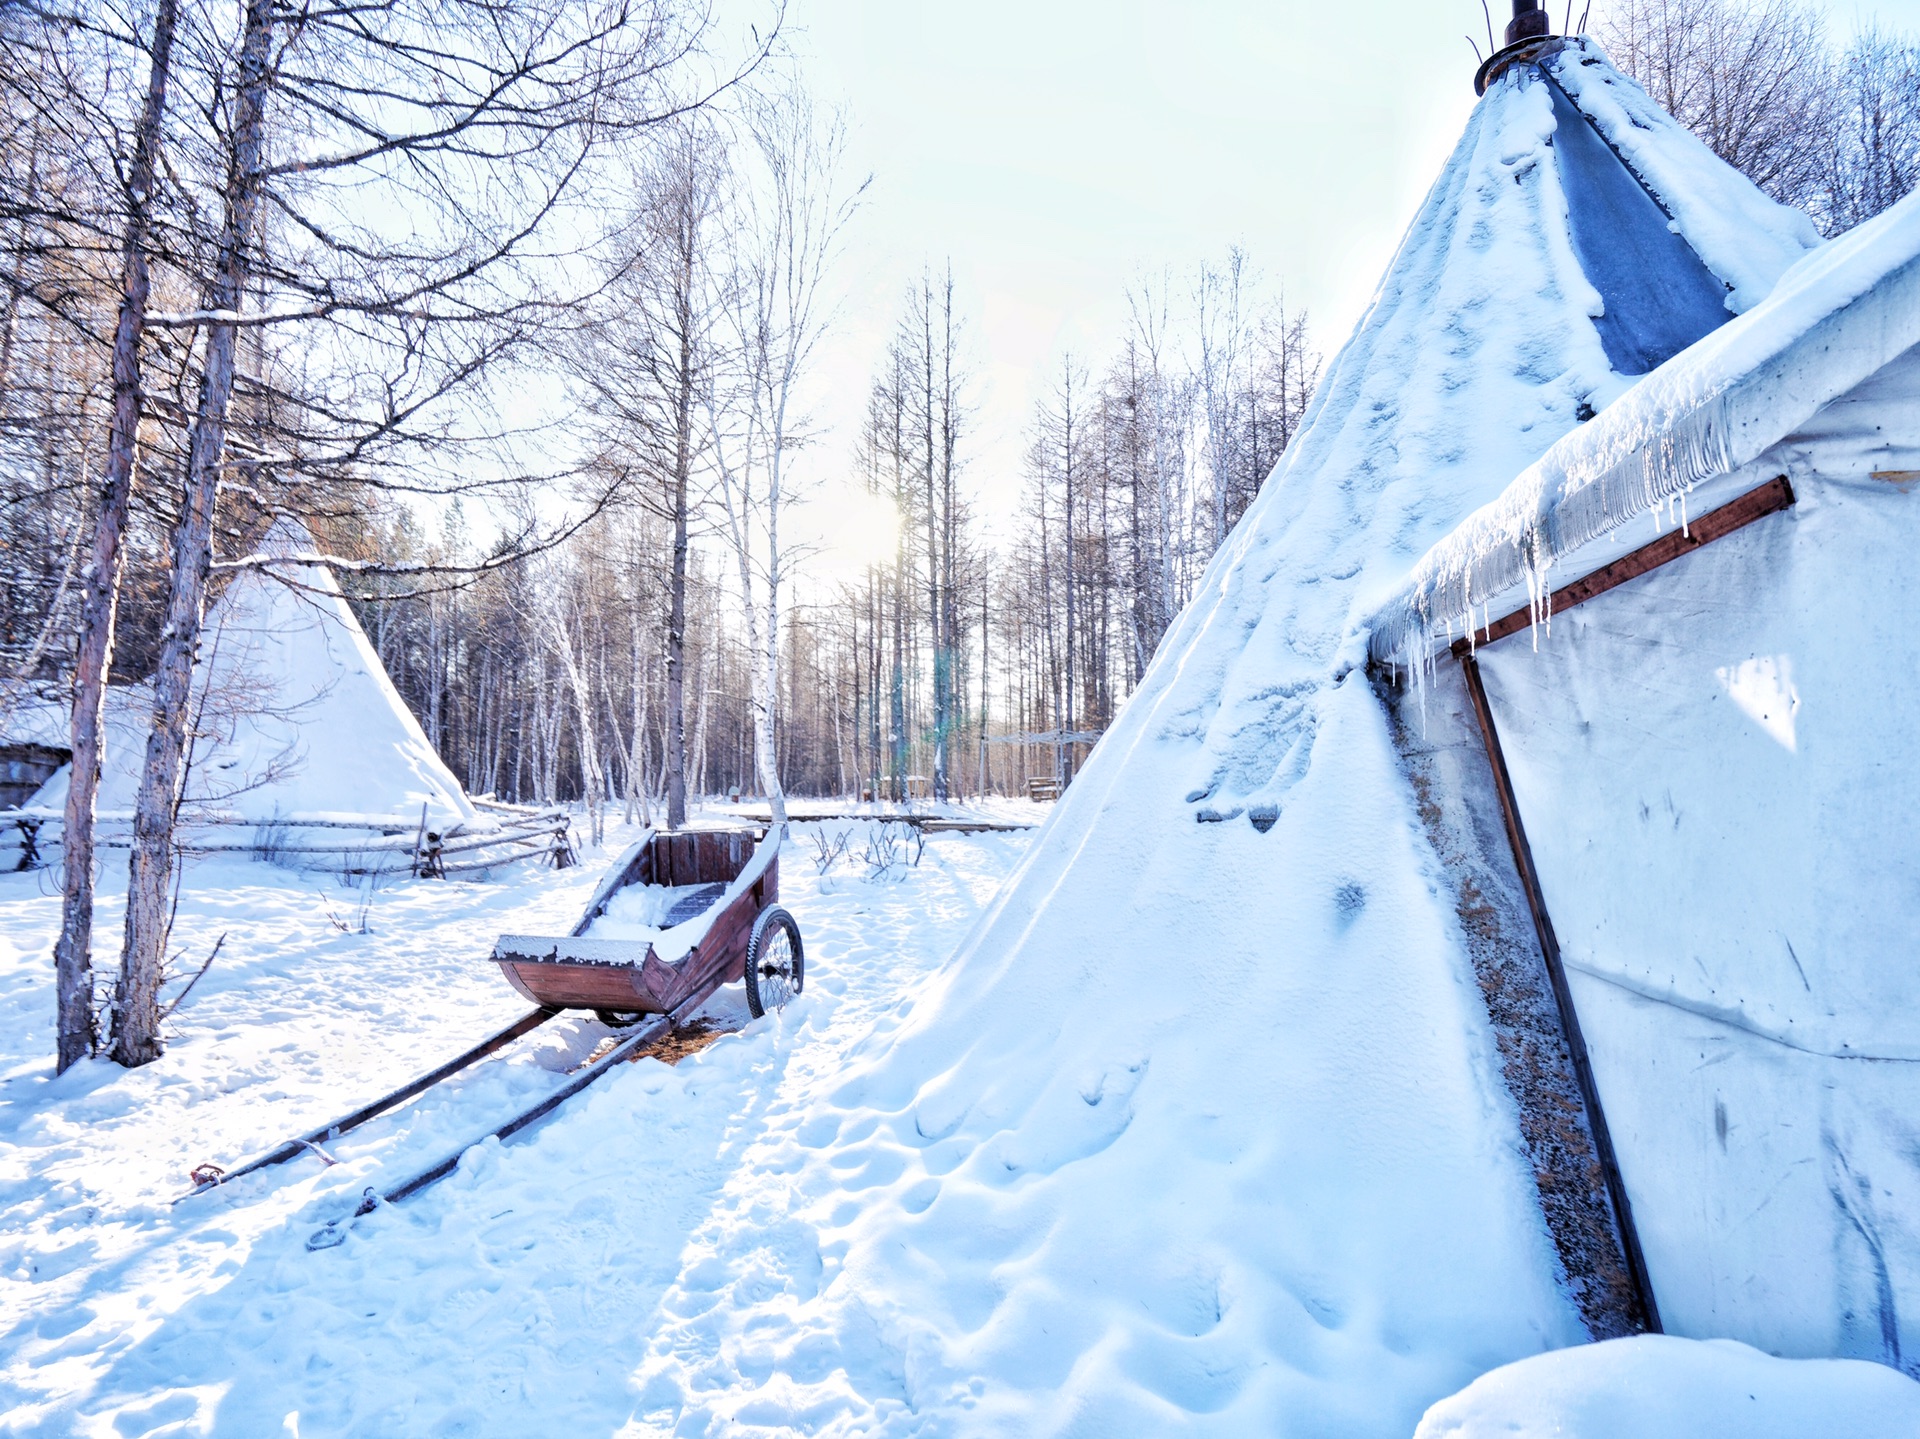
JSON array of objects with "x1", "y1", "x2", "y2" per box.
[{"x1": 492, "y1": 825, "x2": 803, "y2": 1022}]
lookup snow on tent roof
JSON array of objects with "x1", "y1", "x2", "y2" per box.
[
  {"x1": 628, "y1": 38, "x2": 1818, "y2": 1435},
  {"x1": 1540, "y1": 73, "x2": 1730, "y2": 374},
  {"x1": 0, "y1": 682, "x2": 70, "y2": 751},
  {"x1": 1543, "y1": 39, "x2": 1817, "y2": 315},
  {"x1": 1367, "y1": 187, "x2": 1920, "y2": 667},
  {"x1": 28, "y1": 517, "x2": 477, "y2": 830}
]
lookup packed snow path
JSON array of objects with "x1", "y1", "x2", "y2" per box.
[{"x1": 0, "y1": 819, "x2": 1029, "y2": 1435}]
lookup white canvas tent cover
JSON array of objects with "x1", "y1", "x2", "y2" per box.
[
  {"x1": 1365, "y1": 183, "x2": 1920, "y2": 1367},
  {"x1": 29, "y1": 518, "x2": 479, "y2": 833},
  {"x1": 625, "y1": 39, "x2": 1825, "y2": 1436}
]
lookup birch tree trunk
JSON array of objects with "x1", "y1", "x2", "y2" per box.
[
  {"x1": 543, "y1": 602, "x2": 603, "y2": 845},
  {"x1": 571, "y1": 667, "x2": 603, "y2": 843},
  {"x1": 759, "y1": 527, "x2": 785, "y2": 822},
  {"x1": 721, "y1": 82, "x2": 861, "y2": 823},
  {"x1": 626, "y1": 608, "x2": 650, "y2": 825},
  {"x1": 664, "y1": 326, "x2": 692, "y2": 828},
  {"x1": 114, "y1": 0, "x2": 272, "y2": 1068},
  {"x1": 689, "y1": 645, "x2": 711, "y2": 800},
  {"x1": 919, "y1": 282, "x2": 946, "y2": 805},
  {"x1": 53, "y1": 0, "x2": 179, "y2": 1073}
]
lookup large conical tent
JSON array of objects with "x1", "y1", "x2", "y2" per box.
[
  {"x1": 628, "y1": 35, "x2": 1820, "y2": 1436},
  {"x1": 32, "y1": 518, "x2": 478, "y2": 833},
  {"x1": 1368, "y1": 152, "x2": 1920, "y2": 1367}
]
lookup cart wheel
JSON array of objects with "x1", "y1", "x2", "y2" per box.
[
  {"x1": 745, "y1": 906, "x2": 804, "y2": 1018},
  {"x1": 595, "y1": 1010, "x2": 645, "y2": 1029}
]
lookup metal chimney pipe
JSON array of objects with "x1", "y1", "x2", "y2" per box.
[{"x1": 1506, "y1": 0, "x2": 1552, "y2": 45}]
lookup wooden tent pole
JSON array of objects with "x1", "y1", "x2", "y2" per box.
[{"x1": 1458, "y1": 650, "x2": 1663, "y2": 1334}]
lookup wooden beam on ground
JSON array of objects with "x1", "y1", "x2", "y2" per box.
[
  {"x1": 1458, "y1": 651, "x2": 1662, "y2": 1333},
  {"x1": 181, "y1": 1006, "x2": 560, "y2": 1199},
  {"x1": 1453, "y1": 475, "x2": 1795, "y2": 655},
  {"x1": 984, "y1": 730, "x2": 1103, "y2": 746},
  {"x1": 304, "y1": 999, "x2": 702, "y2": 1250},
  {"x1": 727, "y1": 808, "x2": 1036, "y2": 833}
]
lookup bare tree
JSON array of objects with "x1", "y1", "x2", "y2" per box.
[
  {"x1": 1195, "y1": 249, "x2": 1248, "y2": 552},
  {"x1": 707, "y1": 76, "x2": 864, "y2": 824},
  {"x1": 1819, "y1": 27, "x2": 1920, "y2": 232},
  {"x1": 1029, "y1": 358, "x2": 1087, "y2": 782},
  {"x1": 115, "y1": 0, "x2": 274, "y2": 1066},
  {"x1": 110, "y1": 0, "x2": 740, "y2": 1065},
  {"x1": 574, "y1": 117, "x2": 729, "y2": 829},
  {"x1": 897, "y1": 267, "x2": 965, "y2": 801},
  {"x1": 40, "y1": 0, "x2": 180, "y2": 1073},
  {"x1": 1122, "y1": 278, "x2": 1194, "y2": 672},
  {"x1": 1599, "y1": 0, "x2": 1831, "y2": 212},
  {"x1": 530, "y1": 569, "x2": 605, "y2": 845}
]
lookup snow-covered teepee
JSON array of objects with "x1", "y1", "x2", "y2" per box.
[
  {"x1": 31, "y1": 518, "x2": 482, "y2": 843},
  {"x1": 186, "y1": 518, "x2": 478, "y2": 829},
  {"x1": 625, "y1": 23, "x2": 1843, "y2": 1437}
]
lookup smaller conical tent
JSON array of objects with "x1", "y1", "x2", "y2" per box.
[{"x1": 32, "y1": 518, "x2": 478, "y2": 832}]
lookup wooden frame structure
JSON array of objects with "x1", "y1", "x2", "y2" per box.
[
  {"x1": 5, "y1": 802, "x2": 573, "y2": 877},
  {"x1": 1453, "y1": 476, "x2": 1796, "y2": 655},
  {"x1": 1458, "y1": 650, "x2": 1663, "y2": 1330}
]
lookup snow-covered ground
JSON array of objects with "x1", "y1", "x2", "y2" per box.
[
  {"x1": 1414, "y1": 1335, "x2": 1920, "y2": 1438},
  {"x1": 0, "y1": 816, "x2": 1030, "y2": 1435}
]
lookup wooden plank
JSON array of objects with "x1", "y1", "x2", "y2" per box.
[
  {"x1": 1453, "y1": 476, "x2": 1795, "y2": 655},
  {"x1": 1458, "y1": 651, "x2": 1662, "y2": 1333},
  {"x1": 708, "y1": 887, "x2": 758, "y2": 986},
  {"x1": 500, "y1": 959, "x2": 654, "y2": 1010},
  {"x1": 436, "y1": 849, "x2": 557, "y2": 877},
  {"x1": 636, "y1": 953, "x2": 680, "y2": 1008}
]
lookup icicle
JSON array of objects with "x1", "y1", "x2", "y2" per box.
[{"x1": 1368, "y1": 240, "x2": 1919, "y2": 671}]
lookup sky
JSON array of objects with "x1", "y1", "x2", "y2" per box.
[{"x1": 773, "y1": 0, "x2": 1920, "y2": 579}]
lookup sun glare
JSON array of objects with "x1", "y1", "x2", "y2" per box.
[{"x1": 812, "y1": 485, "x2": 902, "y2": 575}]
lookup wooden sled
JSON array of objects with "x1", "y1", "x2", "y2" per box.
[{"x1": 492, "y1": 825, "x2": 803, "y2": 1021}]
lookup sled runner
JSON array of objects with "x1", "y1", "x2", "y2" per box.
[{"x1": 183, "y1": 826, "x2": 803, "y2": 1250}]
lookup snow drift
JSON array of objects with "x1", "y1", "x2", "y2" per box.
[{"x1": 1414, "y1": 1335, "x2": 1920, "y2": 1438}]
